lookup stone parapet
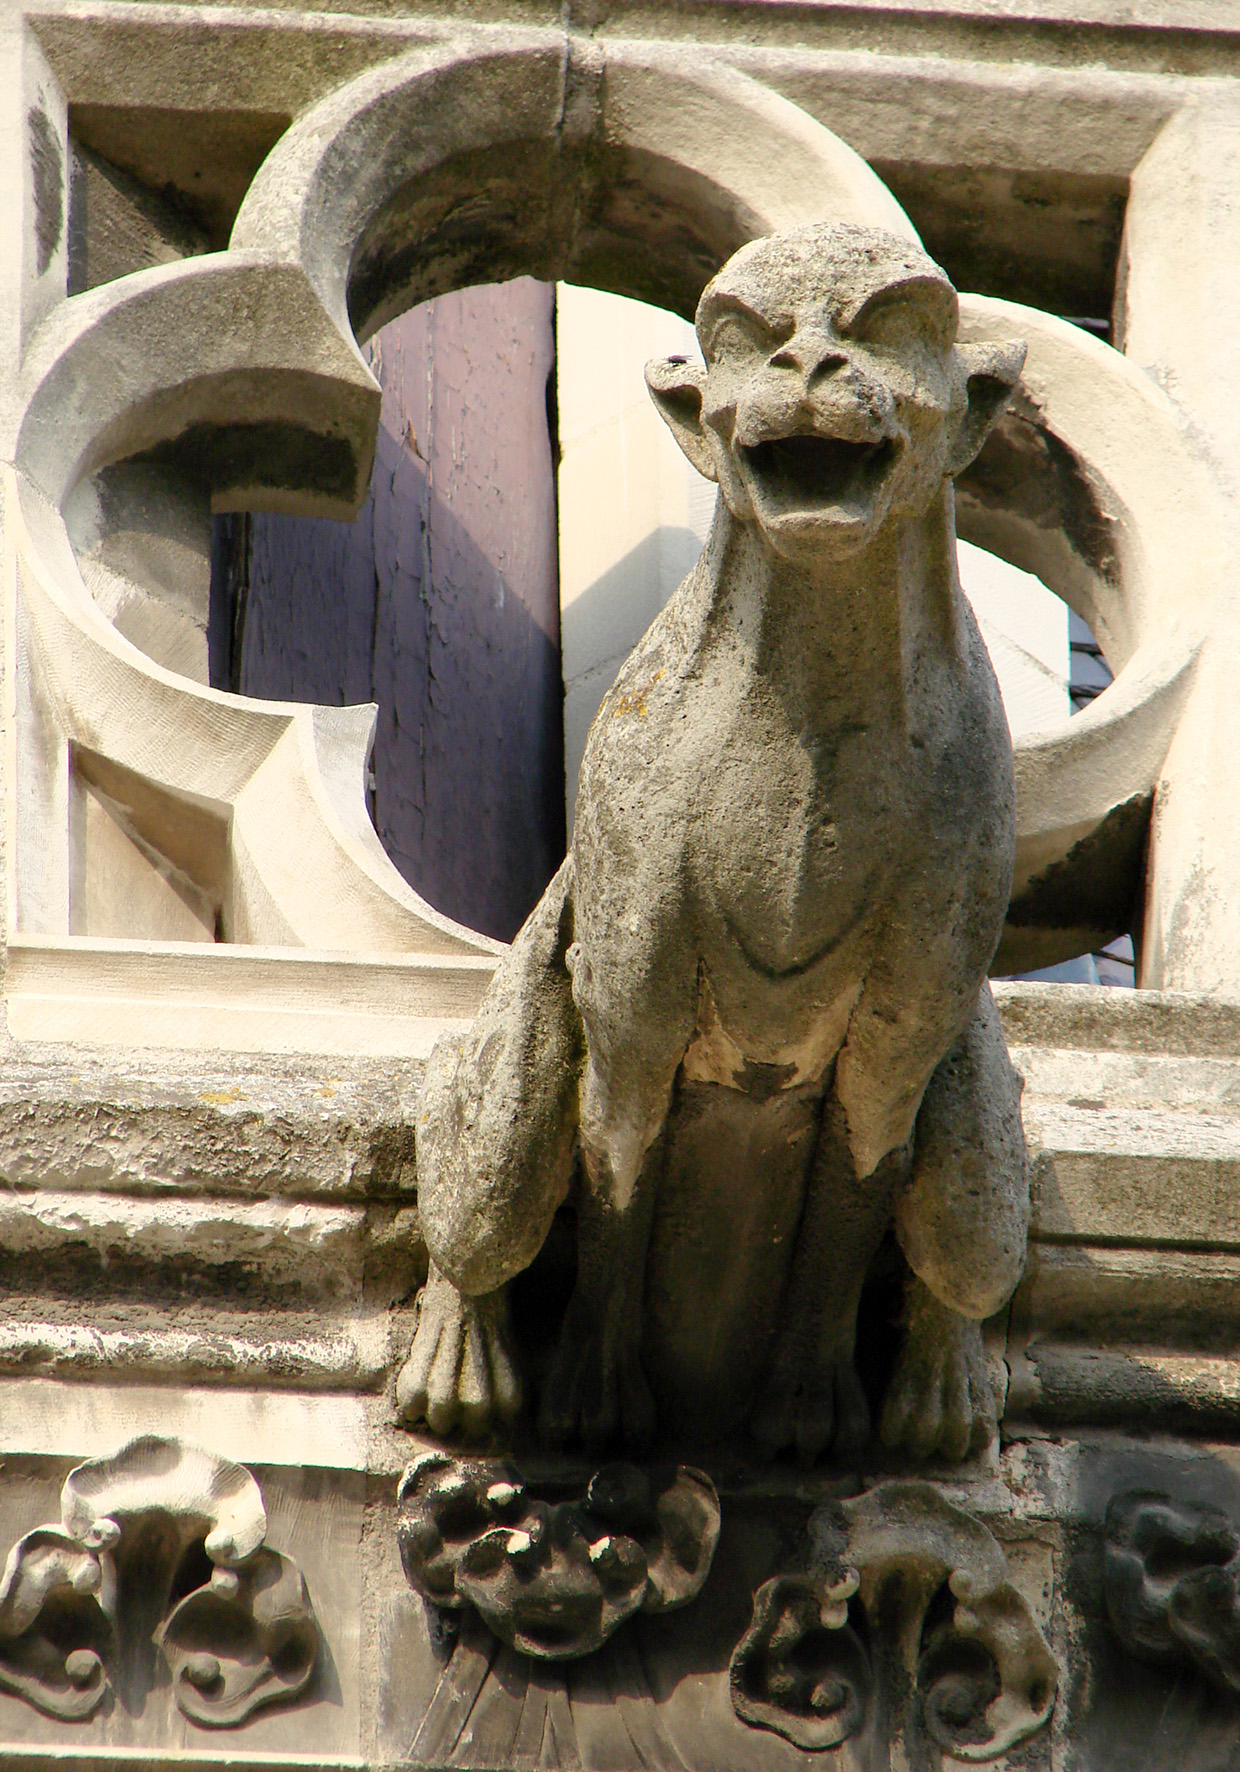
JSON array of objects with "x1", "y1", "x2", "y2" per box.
[
  {"x1": 0, "y1": 984, "x2": 1237, "y2": 1453},
  {"x1": 1000, "y1": 983, "x2": 1240, "y2": 1439},
  {"x1": 3, "y1": 2, "x2": 1240, "y2": 1762}
]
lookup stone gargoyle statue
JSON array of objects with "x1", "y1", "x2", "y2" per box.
[{"x1": 399, "y1": 223, "x2": 1031, "y2": 1464}]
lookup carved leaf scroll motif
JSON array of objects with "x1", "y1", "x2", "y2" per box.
[
  {"x1": 0, "y1": 1525, "x2": 113, "y2": 1719},
  {"x1": 1104, "y1": 1491, "x2": 1240, "y2": 1695},
  {"x1": 730, "y1": 1482, "x2": 1056, "y2": 1762},
  {"x1": 158, "y1": 1547, "x2": 320, "y2": 1728},
  {"x1": 397, "y1": 1450, "x2": 720, "y2": 1660},
  {"x1": 0, "y1": 1435, "x2": 319, "y2": 1726}
]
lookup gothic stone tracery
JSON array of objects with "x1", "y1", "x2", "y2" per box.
[{"x1": 4, "y1": 4, "x2": 1240, "y2": 1771}]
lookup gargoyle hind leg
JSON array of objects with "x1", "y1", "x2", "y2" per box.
[
  {"x1": 536, "y1": 1094, "x2": 665, "y2": 1456},
  {"x1": 538, "y1": 941, "x2": 696, "y2": 1456},
  {"x1": 880, "y1": 981, "x2": 1030, "y2": 1461},
  {"x1": 750, "y1": 1096, "x2": 908, "y2": 1464},
  {"x1": 396, "y1": 859, "x2": 584, "y2": 1439},
  {"x1": 535, "y1": 1045, "x2": 687, "y2": 1455}
]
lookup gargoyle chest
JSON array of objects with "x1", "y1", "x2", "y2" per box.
[{"x1": 690, "y1": 713, "x2": 903, "y2": 978}]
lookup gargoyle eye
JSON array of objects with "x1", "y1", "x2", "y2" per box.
[
  {"x1": 705, "y1": 304, "x2": 787, "y2": 362},
  {"x1": 847, "y1": 277, "x2": 956, "y2": 354}
]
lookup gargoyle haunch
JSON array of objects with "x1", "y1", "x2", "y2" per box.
[{"x1": 400, "y1": 223, "x2": 1031, "y2": 1464}]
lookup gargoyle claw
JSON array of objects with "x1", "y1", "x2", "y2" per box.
[
  {"x1": 880, "y1": 1281, "x2": 995, "y2": 1463},
  {"x1": 397, "y1": 1265, "x2": 522, "y2": 1440},
  {"x1": 750, "y1": 1352, "x2": 870, "y2": 1465}
]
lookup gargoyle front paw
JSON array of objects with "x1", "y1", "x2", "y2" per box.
[
  {"x1": 750, "y1": 1349, "x2": 870, "y2": 1465},
  {"x1": 537, "y1": 1312, "x2": 655, "y2": 1456},
  {"x1": 396, "y1": 1264, "x2": 522, "y2": 1439},
  {"x1": 879, "y1": 1279, "x2": 995, "y2": 1462}
]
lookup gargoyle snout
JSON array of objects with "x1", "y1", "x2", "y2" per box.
[
  {"x1": 735, "y1": 333, "x2": 895, "y2": 452},
  {"x1": 769, "y1": 326, "x2": 849, "y2": 392}
]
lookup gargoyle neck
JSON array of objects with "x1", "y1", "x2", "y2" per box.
[{"x1": 694, "y1": 484, "x2": 969, "y2": 724}]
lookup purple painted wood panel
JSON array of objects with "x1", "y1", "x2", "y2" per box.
[{"x1": 215, "y1": 278, "x2": 564, "y2": 942}]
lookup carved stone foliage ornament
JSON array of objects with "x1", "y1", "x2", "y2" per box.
[
  {"x1": 730, "y1": 1483, "x2": 1056, "y2": 1763},
  {"x1": 397, "y1": 1451, "x2": 720, "y2": 1660},
  {"x1": 0, "y1": 1435, "x2": 319, "y2": 1726},
  {"x1": 1104, "y1": 1491, "x2": 1240, "y2": 1695}
]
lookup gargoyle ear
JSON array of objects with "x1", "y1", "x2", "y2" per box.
[
  {"x1": 946, "y1": 338, "x2": 1028, "y2": 477},
  {"x1": 645, "y1": 357, "x2": 718, "y2": 482}
]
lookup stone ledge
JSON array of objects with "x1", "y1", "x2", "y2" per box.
[
  {"x1": 1007, "y1": 1242, "x2": 1240, "y2": 1429},
  {"x1": 3, "y1": 937, "x2": 492, "y2": 1058},
  {"x1": 995, "y1": 977, "x2": 1240, "y2": 1056},
  {"x1": 0, "y1": 1192, "x2": 425, "y2": 1305},
  {"x1": 0, "y1": 1029, "x2": 423, "y2": 1198},
  {"x1": 1007, "y1": 1339, "x2": 1240, "y2": 1430},
  {"x1": 0, "y1": 984, "x2": 1236, "y2": 1440},
  {"x1": 0, "y1": 1312, "x2": 392, "y2": 1389},
  {"x1": 0, "y1": 1754, "x2": 377, "y2": 1771},
  {"x1": 0, "y1": 1191, "x2": 370, "y2": 1289}
]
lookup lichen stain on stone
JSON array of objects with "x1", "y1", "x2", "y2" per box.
[
  {"x1": 611, "y1": 667, "x2": 664, "y2": 720},
  {"x1": 610, "y1": 691, "x2": 649, "y2": 718},
  {"x1": 27, "y1": 103, "x2": 63, "y2": 276}
]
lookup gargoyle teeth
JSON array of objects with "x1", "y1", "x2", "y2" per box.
[{"x1": 742, "y1": 434, "x2": 895, "y2": 507}]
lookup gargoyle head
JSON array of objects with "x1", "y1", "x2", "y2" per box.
[{"x1": 646, "y1": 223, "x2": 1026, "y2": 568}]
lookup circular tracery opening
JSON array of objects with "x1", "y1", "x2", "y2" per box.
[
  {"x1": 344, "y1": 141, "x2": 758, "y2": 344},
  {"x1": 213, "y1": 279, "x2": 1136, "y2": 982},
  {"x1": 213, "y1": 277, "x2": 564, "y2": 945},
  {"x1": 32, "y1": 48, "x2": 1197, "y2": 979}
]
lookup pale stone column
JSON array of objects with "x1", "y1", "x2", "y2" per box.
[
  {"x1": 0, "y1": 20, "x2": 71, "y2": 953},
  {"x1": 0, "y1": 11, "x2": 22, "y2": 446},
  {"x1": 1119, "y1": 102, "x2": 1240, "y2": 487},
  {"x1": 1116, "y1": 101, "x2": 1240, "y2": 993},
  {"x1": 0, "y1": 20, "x2": 68, "y2": 434}
]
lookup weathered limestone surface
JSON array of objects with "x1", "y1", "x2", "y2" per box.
[
  {"x1": 0, "y1": 987, "x2": 1233, "y2": 1440},
  {"x1": 0, "y1": 985, "x2": 1223, "y2": 1764},
  {"x1": 5, "y1": 1, "x2": 1240, "y2": 1766},
  {"x1": 0, "y1": 1039, "x2": 424, "y2": 1387},
  {"x1": 406, "y1": 224, "x2": 1032, "y2": 1466},
  {"x1": 1005, "y1": 986, "x2": 1240, "y2": 1441}
]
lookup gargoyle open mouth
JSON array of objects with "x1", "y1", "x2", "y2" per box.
[{"x1": 742, "y1": 435, "x2": 895, "y2": 511}]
